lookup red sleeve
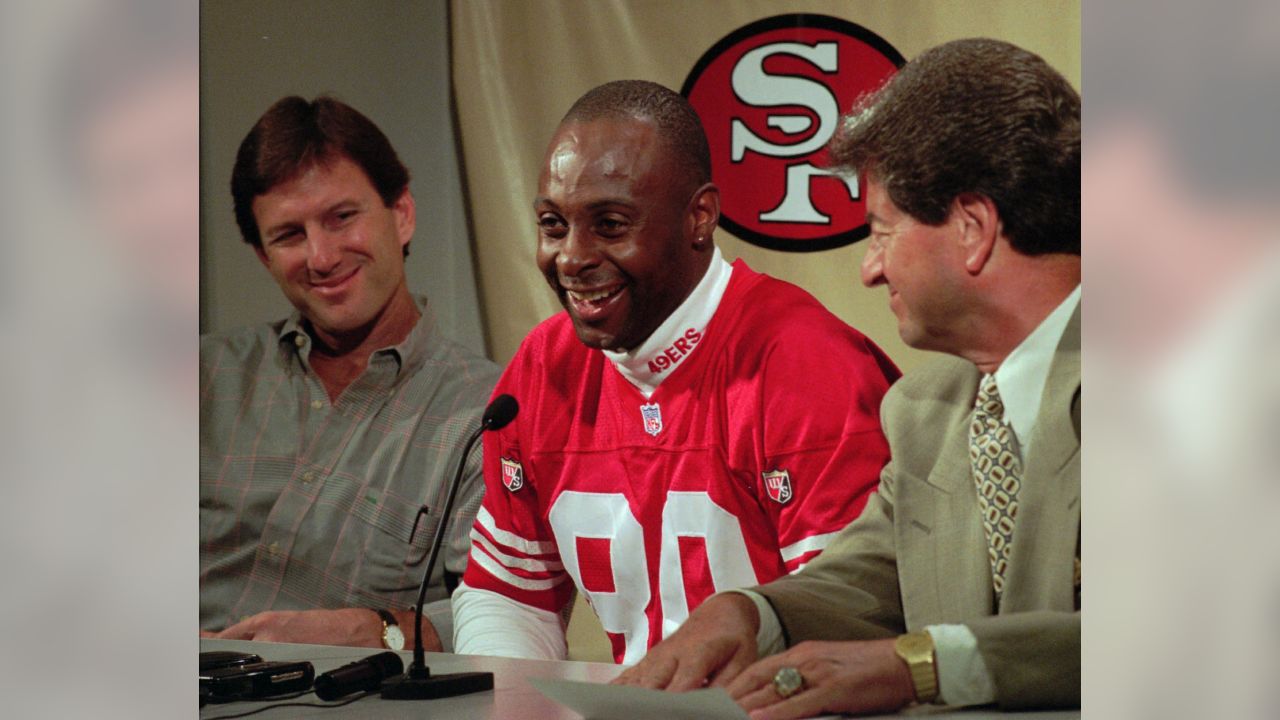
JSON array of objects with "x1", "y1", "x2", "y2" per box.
[
  {"x1": 460, "y1": 329, "x2": 575, "y2": 613},
  {"x1": 756, "y1": 316, "x2": 899, "y2": 572}
]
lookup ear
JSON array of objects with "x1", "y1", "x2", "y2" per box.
[
  {"x1": 953, "y1": 193, "x2": 1002, "y2": 275},
  {"x1": 253, "y1": 244, "x2": 270, "y2": 268},
  {"x1": 686, "y1": 183, "x2": 721, "y2": 251},
  {"x1": 392, "y1": 189, "x2": 416, "y2": 251}
]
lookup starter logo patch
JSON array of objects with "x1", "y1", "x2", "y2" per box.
[
  {"x1": 763, "y1": 469, "x2": 794, "y2": 505},
  {"x1": 500, "y1": 457, "x2": 525, "y2": 492},
  {"x1": 682, "y1": 14, "x2": 903, "y2": 252}
]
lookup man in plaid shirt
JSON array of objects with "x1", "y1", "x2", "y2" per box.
[{"x1": 200, "y1": 96, "x2": 498, "y2": 651}]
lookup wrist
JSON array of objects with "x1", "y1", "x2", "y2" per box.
[
  {"x1": 708, "y1": 592, "x2": 760, "y2": 636},
  {"x1": 399, "y1": 606, "x2": 445, "y2": 651}
]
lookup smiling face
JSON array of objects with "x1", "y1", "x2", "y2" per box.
[
  {"x1": 535, "y1": 117, "x2": 711, "y2": 352},
  {"x1": 860, "y1": 177, "x2": 967, "y2": 352},
  {"x1": 252, "y1": 155, "x2": 415, "y2": 347}
]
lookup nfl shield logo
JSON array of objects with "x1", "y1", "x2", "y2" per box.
[
  {"x1": 763, "y1": 470, "x2": 793, "y2": 505},
  {"x1": 500, "y1": 457, "x2": 524, "y2": 492},
  {"x1": 639, "y1": 403, "x2": 663, "y2": 436}
]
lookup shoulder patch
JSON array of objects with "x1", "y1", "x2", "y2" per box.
[
  {"x1": 763, "y1": 469, "x2": 793, "y2": 505},
  {"x1": 500, "y1": 457, "x2": 525, "y2": 492}
]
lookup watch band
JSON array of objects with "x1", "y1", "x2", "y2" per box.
[{"x1": 894, "y1": 630, "x2": 939, "y2": 704}]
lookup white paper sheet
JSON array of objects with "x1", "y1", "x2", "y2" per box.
[{"x1": 529, "y1": 677, "x2": 750, "y2": 720}]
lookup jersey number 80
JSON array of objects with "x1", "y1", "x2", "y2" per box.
[{"x1": 547, "y1": 490, "x2": 760, "y2": 664}]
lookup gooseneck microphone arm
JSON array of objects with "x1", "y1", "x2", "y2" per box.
[{"x1": 382, "y1": 393, "x2": 518, "y2": 700}]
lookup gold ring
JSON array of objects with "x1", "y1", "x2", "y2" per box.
[{"x1": 772, "y1": 666, "x2": 804, "y2": 699}]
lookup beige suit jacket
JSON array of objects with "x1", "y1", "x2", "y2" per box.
[{"x1": 756, "y1": 306, "x2": 1080, "y2": 709}]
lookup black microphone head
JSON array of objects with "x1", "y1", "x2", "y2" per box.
[
  {"x1": 482, "y1": 394, "x2": 519, "y2": 431},
  {"x1": 313, "y1": 651, "x2": 404, "y2": 700},
  {"x1": 367, "y1": 651, "x2": 404, "y2": 676}
]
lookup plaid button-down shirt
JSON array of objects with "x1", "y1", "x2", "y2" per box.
[{"x1": 199, "y1": 297, "x2": 499, "y2": 650}]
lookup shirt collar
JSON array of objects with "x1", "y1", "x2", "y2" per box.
[
  {"x1": 602, "y1": 246, "x2": 733, "y2": 398},
  {"x1": 991, "y1": 285, "x2": 1081, "y2": 452},
  {"x1": 278, "y1": 294, "x2": 435, "y2": 378}
]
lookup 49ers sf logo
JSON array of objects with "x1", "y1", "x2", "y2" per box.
[{"x1": 682, "y1": 14, "x2": 904, "y2": 252}]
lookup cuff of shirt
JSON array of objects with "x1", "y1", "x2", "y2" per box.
[
  {"x1": 726, "y1": 589, "x2": 785, "y2": 656},
  {"x1": 925, "y1": 623, "x2": 996, "y2": 706}
]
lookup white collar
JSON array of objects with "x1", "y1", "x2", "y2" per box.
[
  {"x1": 992, "y1": 285, "x2": 1080, "y2": 453},
  {"x1": 602, "y1": 247, "x2": 733, "y2": 398}
]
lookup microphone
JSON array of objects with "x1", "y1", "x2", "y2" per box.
[
  {"x1": 482, "y1": 393, "x2": 519, "y2": 431},
  {"x1": 314, "y1": 652, "x2": 403, "y2": 701},
  {"x1": 381, "y1": 394, "x2": 518, "y2": 700}
]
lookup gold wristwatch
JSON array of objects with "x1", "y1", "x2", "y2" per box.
[
  {"x1": 894, "y1": 630, "x2": 938, "y2": 704},
  {"x1": 375, "y1": 609, "x2": 405, "y2": 651}
]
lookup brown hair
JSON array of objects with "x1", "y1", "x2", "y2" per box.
[
  {"x1": 830, "y1": 38, "x2": 1079, "y2": 255},
  {"x1": 230, "y1": 95, "x2": 410, "y2": 250}
]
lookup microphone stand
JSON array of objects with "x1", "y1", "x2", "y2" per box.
[{"x1": 381, "y1": 395, "x2": 517, "y2": 700}]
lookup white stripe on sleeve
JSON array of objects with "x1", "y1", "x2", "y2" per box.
[
  {"x1": 476, "y1": 506, "x2": 558, "y2": 555},
  {"x1": 469, "y1": 543, "x2": 568, "y2": 592},
  {"x1": 779, "y1": 530, "x2": 841, "y2": 563},
  {"x1": 471, "y1": 527, "x2": 565, "y2": 573}
]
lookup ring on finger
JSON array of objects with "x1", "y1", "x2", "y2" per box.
[{"x1": 772, "y1": 666, "x2": 804, "y2": 699}]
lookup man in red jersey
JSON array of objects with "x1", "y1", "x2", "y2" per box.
[{"x1": 453, "y1": 80, "x2": 899, "y2": 663}]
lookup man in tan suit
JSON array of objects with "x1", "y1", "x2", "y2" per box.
[{"x1": 616, "y1": 38, "x2": 1080, "y2": 716}]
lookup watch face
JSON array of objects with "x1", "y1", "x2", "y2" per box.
[
  {"x1": 896, "y1": 632, "x2": 932, "y2": 659},
  {"x1": 384, "y1": 624, "x2": 406, "y2": 651}
]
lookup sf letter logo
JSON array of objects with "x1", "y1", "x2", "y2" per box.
[
  {"x1": 683, "y1": 15, "x2": 903, "y2": 251},
  {"x1": 731, "y1": 40, "x2": 852, "y2": 225}
]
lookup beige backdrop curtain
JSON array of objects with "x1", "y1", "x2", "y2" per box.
[{"x1": 452, "y1": 0, "x2": 1080, "y2": 372}]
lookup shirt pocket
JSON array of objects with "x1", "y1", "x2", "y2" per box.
[{"x1": 336, "y1": 476, "x2": 438, "y2": 599}]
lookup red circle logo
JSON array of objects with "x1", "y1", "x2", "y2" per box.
[{"x1": 683, "y1": 15, "x2": 904, "y2": 252}]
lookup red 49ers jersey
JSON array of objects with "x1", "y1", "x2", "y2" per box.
[{"x1": 463, "y1": 261, "x2": 898, "y2": 663}]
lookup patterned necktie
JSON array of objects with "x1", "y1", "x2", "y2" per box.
[{"x1": 969, "y1": 374, "x2": 1023, "y2": 598}]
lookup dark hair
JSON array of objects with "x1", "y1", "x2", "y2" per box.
[
  {"x1": 830, "y1": 38, "x2": 1079, "y2": 256},
  {"x1": 230, "y1": 95, "x2": 410, "y2": 249},
  {"x1": 561, "y1": 80, "x2": 711, "y2": 194}
]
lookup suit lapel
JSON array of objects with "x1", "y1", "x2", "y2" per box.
[
  {"x1": 899, "y1": 369, "x2": 994, "y2": 626},
  {"x1": 1002, "y1": 304, "x2": 1081, "y2": 613}
]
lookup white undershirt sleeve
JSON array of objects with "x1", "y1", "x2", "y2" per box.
[
  {"x1": 926, "y1": 623, "x2": 997, "y2": 706},
  {"x1": 452, "y1": 582, "x2": 568, "y2": 660}
]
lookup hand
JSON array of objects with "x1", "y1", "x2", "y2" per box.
[
  {"x1": 726, "y1": 639, "x2": 915, "y2": 720},
  {"x1": 207, "y1": 608, "x2": 441, "y2": 650},
  {"x1": 613, "y1": 593, "x2": 760, "y2": 691}
]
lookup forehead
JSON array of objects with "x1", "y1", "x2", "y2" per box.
[
  {"x1": 864, "y1": 177, "x2": 902, "y2": 223},
  {"x1": 252, "y1": 155, "x2": 375, "y2": 222},
  {"x1": 537, "y1": 117, "x2": 674, "y2": 206}
]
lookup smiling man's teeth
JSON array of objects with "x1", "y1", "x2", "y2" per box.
[{"x1": 568, "y1": 287, "x2": 619, "y2": 303}]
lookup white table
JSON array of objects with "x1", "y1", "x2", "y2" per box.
[{"x1": 198, "y1": 639, "x2": 1080, "y2": 719}]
